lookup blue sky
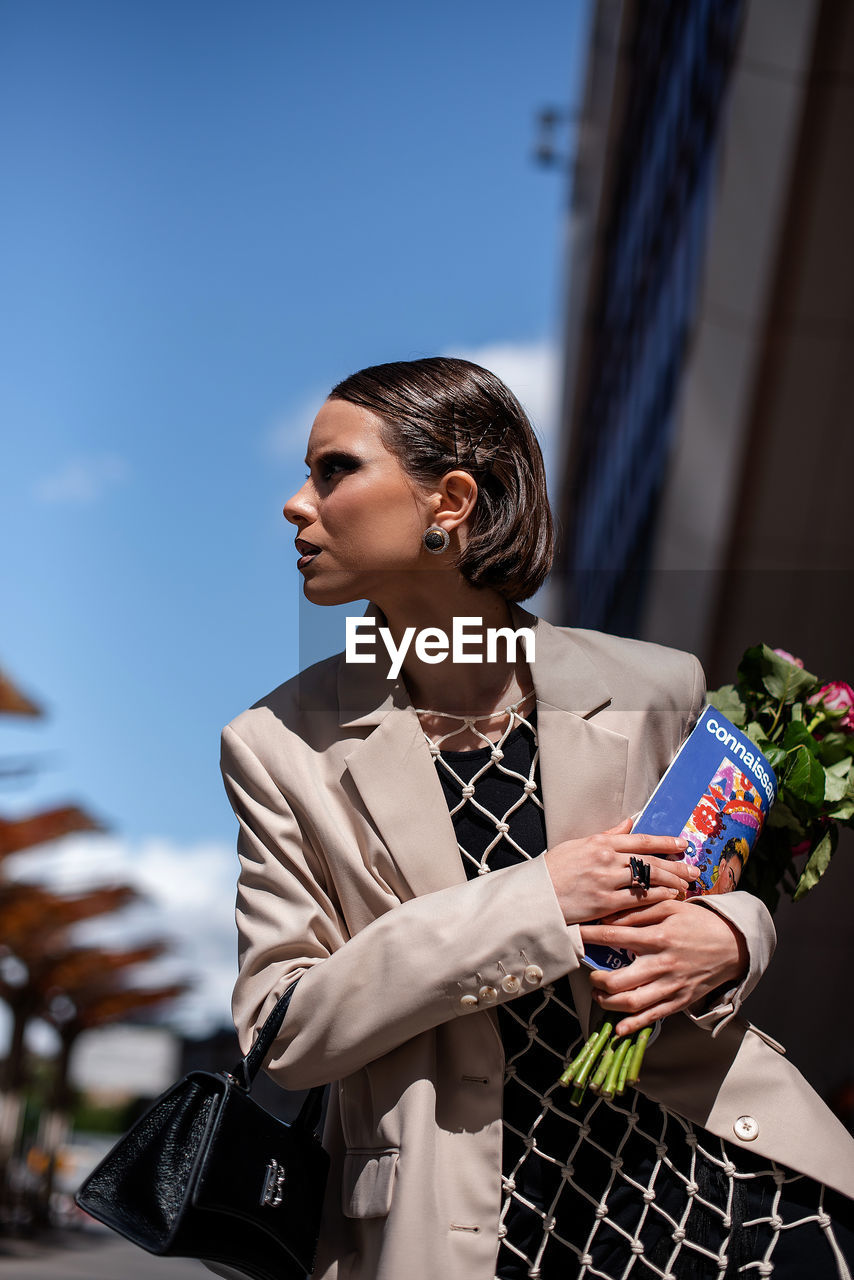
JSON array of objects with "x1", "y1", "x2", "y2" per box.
[{"x1": 1, "y1": 0, "x2": 590, "y2": 1031}]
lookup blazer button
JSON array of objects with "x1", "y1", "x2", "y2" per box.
[
  {"x1": 501, "y1": 974, "x2": 521, "y2": 994},
  {"x1": 524, "y1": 965, "x2": 544, "y2": 986},
  {"x1": 733, "y1": 1115, "x2": 759, "y2": 1141},
  {"x1": 478, "y1": 985, "x2": 498, "y2": 1003},
  {"x1": 459, "y1": 994, "x2": 478, "y2": 1009}
]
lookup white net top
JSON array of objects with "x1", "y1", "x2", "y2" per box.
[{"x1": 419, "y1": 703, "x2": 852, "y2": 1280}]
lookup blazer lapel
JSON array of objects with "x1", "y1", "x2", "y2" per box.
[
  {"x1": 344, "y1": 703, "x2": 466, "y2": 900},
  {"x1": 513, "y1": 607, "x2": 630, "y2": 1033},
  {"x1": 516, "y1": 607, "x2": 630, "y2": 845},
  {"x1": 337, "y1": 612, "x2": 465, "y2": 901}
]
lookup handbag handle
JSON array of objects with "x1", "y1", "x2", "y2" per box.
[{"x1": 229, "y1": 980, "x2": 325, "y2": 1135}]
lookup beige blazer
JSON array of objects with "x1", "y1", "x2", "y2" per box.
[{"x1": 221, "y1": 609, "x2": 854, "y2": 1280}]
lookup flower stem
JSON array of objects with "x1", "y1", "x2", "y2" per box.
[
  {"x1": 768, "y1": 696, "x2": 786, "y2": 741},
  {"x1": 590, "y1": 1042, "x2": 616, "y2": 1094},
  {"x1": 601, "y1": 1037, "x2": 631, "y2": 1100},
  {"x1": 616, "y1": 1040, "x2": 632, "y2": 1095},
  {"x1": 559, "y1": 1029, "x2": 599, "y2": 1087},
  {"x1": 625, "y1": 1026, "x2": 652, "y2": 1087},
  {"x1": 573, "y1": 1021, "x2": 615, "y2": 1090},
  {"x1": 560, "y1": 1019, "x2": 614, "y2": 1088}
]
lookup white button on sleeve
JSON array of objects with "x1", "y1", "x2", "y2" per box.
[
  {"x1": 478, "y1": 985, "x2": 498, "y2": 1003},
  {"x1": 459, "y1": 993, "x2": 478, "y2": 1010},
  {"x1": 733, "y1": 1115, "x2": 759, "y2": 1141},
  {"x1": 524, "y1": 965, "x2": 544, "y2": 986},
  {"x1": 501, "y1": 974, "x2": 521, "y2": 994}
]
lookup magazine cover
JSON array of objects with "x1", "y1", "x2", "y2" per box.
[{"x1": 583, "y1": 705, "x2": 779, "y2": 972}]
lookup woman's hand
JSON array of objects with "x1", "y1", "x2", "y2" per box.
[
  {"x1": 544, "y1": 818, "x2": 699, "y2": 927},
  {"x1": 580, "y1": 897, "x2": 749, "y2": 1036}
]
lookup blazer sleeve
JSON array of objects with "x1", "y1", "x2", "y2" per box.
[
  {"x1": 221, "y1": 723, "x2": 583, "y2": 1091},
  {"x1": 676, "y1": 655, "x2": 777, "y2": 1035}
]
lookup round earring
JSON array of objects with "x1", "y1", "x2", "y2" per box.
[{"x1": 423, "y1": 525, "x2": 450, "y2": 554}]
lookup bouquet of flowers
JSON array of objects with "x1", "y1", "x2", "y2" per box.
[
  {"x1": 560, "y1": 644, "x2": 854, "y2": 1103},
  {"x1": 708, "y1": 646, "x2": 854, "y2": 908}
]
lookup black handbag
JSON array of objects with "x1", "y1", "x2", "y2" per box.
[{"x1": 75, "y1": 983, "x2": 329, "y2": 1280}]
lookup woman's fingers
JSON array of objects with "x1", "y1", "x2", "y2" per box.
[
  {"x1": 636, "y1": 858, "x2": 698, "y2": 893},
  {"x1": 544, "y1": 828, "x2": 699, "y2": 925},
  {"x1": 612, "y1": 835, "x2": 700, "y2": 892},
  {"x1": 587, "y1": 965, "x2": 687, "y2": 1034},
  {"x1": 617, "y1": 848, "x2": 699, "y2": 897},
  {"x1": 597, "y1": 902, "x2": 681, "y2": 927},
  {"x1": 588, "y1": 967, "x2": 686, "y2": 1035},
  {"x1": 611, "y1": 1000, "x2": 684, "y2": 1039},
  {"x1": 602, "y1": 817, "x2": 634, "y2": 836},
  {"x1": 583, "y1": 949, "x2": 668, "y2": 995},
  {"x1": 581, "y1": 901, "x2": 748, "y2": 1031},
  {"x1": 610, "y1": 832, "x2": 692, "y2": 859},
  {"x1": 581, "y1": 923, "x2": 675, "y2": 958}
]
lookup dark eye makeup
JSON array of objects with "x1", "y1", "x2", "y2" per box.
[{"x1": 304, "y1": 451, "x2": 361, "y2": 482}]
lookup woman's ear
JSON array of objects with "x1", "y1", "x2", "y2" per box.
[{"x1": 428, "y1": 470, "x2": 478, "y2": 536}]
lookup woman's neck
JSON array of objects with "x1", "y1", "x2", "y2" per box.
[{"x1": 373, "y1": 583, "x2": 534, "y2": 726}]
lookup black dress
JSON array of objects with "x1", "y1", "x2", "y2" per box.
[{"x1": 426, "y1": 706, "x2": 854, "y2": 1280}]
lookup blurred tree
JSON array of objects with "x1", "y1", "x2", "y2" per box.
[
  {"x1": 0, "y1": 660, "x2": 191, "y2": 1234},
  {"x1": 33, "y1": 973, "x2": 190, "y2": 1221},
  {"x1": 0, "y1": 670, "x2": 41, "y2": 718},
  {"x1": 0, "y1": 884, "x2": 141, "y2": 1096},
  {"x1": 0, "y1": 808, "x2": 104, "y2": 861}
]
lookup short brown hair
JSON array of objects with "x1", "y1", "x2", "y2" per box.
[{"x1": 329, "y1": 357, "x2": 553, "y2": 602}]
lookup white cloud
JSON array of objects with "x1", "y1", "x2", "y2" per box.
[
  {"x1": 33, "y1": 454, "x2": 128, "y2": 505},
  {"x1": 3, "y1": 834, "x2": 239, "y2": 1037}
]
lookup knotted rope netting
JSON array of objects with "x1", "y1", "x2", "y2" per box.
[{"x1": 418, "y1": 702, "x2": 851, "y2": 1280}]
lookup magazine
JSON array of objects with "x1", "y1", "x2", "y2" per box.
[{"x1": 583, "y1": 705, "x2": 779, "y2": 972}]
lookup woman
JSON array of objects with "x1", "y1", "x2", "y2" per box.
[
  {"x1": 709, "y1": 838, "x2": 748, "y2": 896},
  {"x1": 221, "y1": 358, "x2": 854, "y2": 1280}
]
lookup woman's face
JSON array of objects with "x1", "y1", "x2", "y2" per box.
[
  {"x1": 283, "y1": 398, "x2": 436, "y2": 606},
  {"x1": 710, "y1": 851, "x2": 743, "y2": 895}
]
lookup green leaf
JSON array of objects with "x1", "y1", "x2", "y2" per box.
[
  {"x1": 782, "y1": 719, "x2": 822, "y2": 758},
  {"x1": 824, "y1": 758, "x2": 853, "y2": 804},
  {"x1": 744, "y1": 722, "x2": 785, "y2": 775},
  {"x1": 736, "y1": 646, "x2": 772, "y2": 698},
  {"x1": 738, "y1": 644, "x2": 818, "y2": 704},
  {"x1": 743, "y1": 827, "x2": 795, "y2": 913},
  {"x1": 745, "y1": 721, "x2": 771, "y2": 749},
  {"x1": 792, "y1": 827, "x2": 838, "y2": 902},
  {"x1": 762, "y1": 648, "x2": 818, "y2": 702},
  {"x1": 765, "y1": 801, "x2": 805, "y2": 836},
  {"x1": 815, "y1": 731, "x2": 854, "y2": 766},
  {"x1": 781, "y1": 745, "x2": 825, "y2": 809},
  {"x1": 827, "y1": 800, "x2": 854, "y2": 821},
  {"x1": 706, "y1": 684, "x2": 747, "y2": 725}
]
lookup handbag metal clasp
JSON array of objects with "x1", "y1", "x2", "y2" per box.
[{"x1": 261, "y1": 1158, "x2": 286, "y2": 1207}]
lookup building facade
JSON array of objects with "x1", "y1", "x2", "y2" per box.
[
  {"x1": 556, "y1": 0, "x2": 744, "y2": 637},
  {"x1": 554, "y1": 0, "x2": 854, "y2": 1099}
]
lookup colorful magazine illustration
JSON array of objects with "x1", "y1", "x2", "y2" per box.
[{"x1": 583, "y1": 705, "x2": 779, "y2": 972}]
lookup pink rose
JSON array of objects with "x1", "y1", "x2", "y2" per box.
[
  {"x1": 773, "y1": 648, "x2": 804, "y2": 668},
  {"x1": 808, "y1": 681, "x2": 854, "y2": 731}
]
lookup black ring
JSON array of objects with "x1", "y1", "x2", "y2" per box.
[{"x1": 629, "y1": 856, "x2": 651, "y2": 890}]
